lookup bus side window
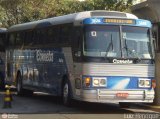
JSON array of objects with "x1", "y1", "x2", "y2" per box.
[
  {"x1": 0, "y1": 34, "x2": 3, "y2": 46},
  {"x1": 0, "y1": 34, "x2": 5, "y2": 51},
  {"x1": 32, "y1": 30, "x2": 37, "y2": 45},
  {"x1": 36, "y1": 30, "x2": 41, "y2": 45},
  {"x1": 9, "y1": 33, "x2": 16, "y2": 46},
  {"x1": 60, "y1": 24, "x2": 72, "y2": 46},
  {"x1": 24, "y1": 31, "x2": 33, "y2": 46},
  {"x1": 46, "y1": 26, "x2": 60, "y2": 45},
  {"x1": 52, "y1": 26, "x2": 60, "y2": 45},
  {"x1": 47, "y1": 28, "x2": 53, "y2": 44},
  {"x1": 16, "y1": 33, "x2": 23, "y2": 46},
  {"x1": 39, "y1": 29, "x2": 47, "y2": 45}
]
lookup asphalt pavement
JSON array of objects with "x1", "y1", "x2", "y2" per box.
[{"x1": 0, "y1": 90, "x2": 159, "y2": 119}]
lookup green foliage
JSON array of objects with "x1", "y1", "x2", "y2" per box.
[{"x1": 0, "y1": 0, "x2": 133, "y2": 27}]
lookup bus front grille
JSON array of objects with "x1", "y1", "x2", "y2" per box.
[{"x1": 82, "y1": 63, "x2": 154, "y2": 77}]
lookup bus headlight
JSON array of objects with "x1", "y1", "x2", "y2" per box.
[
  {"x1": 138, "y1": 78, "x2": 151, "y2": 88},
  {"x1": 152, "y1": 79, "x2": 156, "y2": 88},
  {"x1": 145, "y1": 80, "x2": 150, "y2": 87},
  {"x1": 93, "y1": 77, "x2": 107, "y2": 87},
  {"x1": 93, "y1": 79, "x2": 99, "y2": 86}
]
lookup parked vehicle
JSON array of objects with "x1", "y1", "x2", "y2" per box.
[{"x1": 6, "y1": 11, "x2": 155, "y2": 106}]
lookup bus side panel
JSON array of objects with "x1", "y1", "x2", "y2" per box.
[
  {"x1": 12, "y1": 48, "x2": 68, "y2": 95},
  {"x1": 62, "y1": 47, "x2": 83, "y2": 99}
]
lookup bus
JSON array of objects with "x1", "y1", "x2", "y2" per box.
[
  {"x1": 0, "y1": 28, "x2": 7, "y2": 89},
  {"x1": 6, "y1": 10, "x2": 155, "y2": 106}
]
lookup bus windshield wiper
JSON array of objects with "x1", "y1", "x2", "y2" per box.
[
  {"x1": 123, "y1": 38, "x2": 141, "y2": 61},
  {"x1": 104, "y1": 34, "x2": 113, "y2": 58}
]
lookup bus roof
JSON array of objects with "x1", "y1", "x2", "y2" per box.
[
  {"x1": 8, "y1": 10, "x2": 138, "y2": 32},
  {"x1": 0, "y1": 28, "x2": 7, "y2": 33}
]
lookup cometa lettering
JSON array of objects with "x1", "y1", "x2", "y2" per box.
[
  {"x1": 113, "y1": 59, "x2": 133, "y2": 64},
  {"x1": 36, "y1": 50, "x2": 54, "y2": 62}
]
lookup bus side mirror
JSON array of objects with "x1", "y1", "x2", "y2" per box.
[
  {"x1": 0, "y1": 39, "x2": 5, "y2": 51},
  {"x1": 152, "y1": 37, "x2": 156, "y2": 51}
]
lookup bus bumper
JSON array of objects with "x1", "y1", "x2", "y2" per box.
[{"x1": 75, "y1": 89, "x2": 154, "y2": 103}]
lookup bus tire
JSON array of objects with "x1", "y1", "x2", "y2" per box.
[
  {"x1": 16, "y1": 73, "x2": 24, "y2": 96},
  {"x1": 119, "y1": 102, "x2": 130, "y2": 108},
  {"x1": 24, "y1": 89, "x2": 33, "y2": 96},
  {"x1": 0, "y1": 73, "x2": 5, "y2": 90},
  {"x1": 62, "y1": 79, "x2": 72, "y2": 106}
]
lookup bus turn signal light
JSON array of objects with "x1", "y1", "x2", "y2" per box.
[
  {"x1": 84, "y1": 77, "x2": 91, "y2": 87},
  {"x1": 152, "y1": 79, "x2": 156, "y2": 89}
]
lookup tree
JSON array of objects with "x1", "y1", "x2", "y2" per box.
[
  {"x1": 87, "y1": 0, "x2": 133, "y2": 11},
  {"x1": 0, "y1": 0, "x2": 22, "y2": 27},
  {"x1": 0, "y1": 0, "x2": 133, "y2": 27}
]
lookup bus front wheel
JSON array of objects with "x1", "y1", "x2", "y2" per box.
[
  {"x1": 119, "y1": 102, "x2": 130, "y2": 108},
  {"x1": 62, "y1": 79, "x2": 72, "y2": 106}
]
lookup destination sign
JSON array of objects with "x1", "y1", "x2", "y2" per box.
[
  {"x1": 103, "y1": 18, "x2": 135, "y2": 24},
  {"x1": 83, "y1": 18, "x2": 151, "y2": 27}
]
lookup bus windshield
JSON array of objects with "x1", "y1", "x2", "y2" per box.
[
  {"x1": 83, "y1": 25, "x2": 153, "y2": 59},
  {"x1": 122, "y1": 26, "x2": 152, "y2": 59},
  {"x1": 83, "y1": 25, "x2": 121, "y2": 58}
]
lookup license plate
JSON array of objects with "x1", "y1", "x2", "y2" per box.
[{"x1": 116, "y1": 93, "x2": 128, "y2": 98}]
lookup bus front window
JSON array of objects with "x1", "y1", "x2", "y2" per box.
[
  {"x1": 84, "y1": 25, "x2": 121, "y2": 58},
  {"x1": 122, "y1": 26, "x2": 153, "y2": 59}
]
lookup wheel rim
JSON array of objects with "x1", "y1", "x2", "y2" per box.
[{"x1": 63, "y1": 83, "x2": 68, "y2": 103}]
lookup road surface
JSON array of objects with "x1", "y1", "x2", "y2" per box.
[{"x1": 0, "y1": 90, "x2": 159, "y2": 119}]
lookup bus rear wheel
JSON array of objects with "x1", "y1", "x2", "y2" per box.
[
  {"x1": 62, "y1": 80, "x2": 72, "y2": 106},
  {"x1": 16, "y1": 73, "x2": 33, "y2": 96},
  {"x1": 16, "y1": 73, "x2": 24, "y2": 95},
  {"x1": 0, "y1": 78, "x2": 5, "y2": 90},
  {"x1": 0, "y1": 73, "x2": 5, "y2": 90}
]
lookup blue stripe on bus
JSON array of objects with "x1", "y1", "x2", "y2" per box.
[{"x1": 107, "y1": 76, "x2": 138, "y2": 89}]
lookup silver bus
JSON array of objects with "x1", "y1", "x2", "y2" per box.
[{"x1": 6, "y1": 11, "x2": 155, "y2": 106}]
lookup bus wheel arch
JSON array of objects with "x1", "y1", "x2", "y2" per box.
[{"x1": 61, "y1": 75, "x2": 73, "y2": 106}]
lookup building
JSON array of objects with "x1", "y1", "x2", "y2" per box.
[
  {"x1": 132, "y1": 0, "x2": 160, "y2": 51},
  {"x1": 131, "y1": 0, "x2": 160, "y2": 105}
]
